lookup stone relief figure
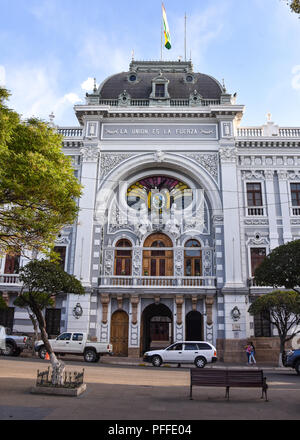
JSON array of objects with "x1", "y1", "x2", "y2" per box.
[
  {"x1": 136, "y1": 202, "x2": 152, "y2": 238},
  {"x1": 165, "y1": 203, "x2": 180, "y2": 238}
]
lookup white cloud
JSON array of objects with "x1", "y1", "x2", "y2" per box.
[
  {"x1": 4, "y1": 63, "x2": 81, "y2": 125},
  {"x1": 81, "y1": 77, "x2": 98, "y2": 92},
  {"x1": 0, "y1": 65, "x2": 6, "y2": 86},
  {"x1": 291, "y1": 65, "x2": 300, "y2": 91}
]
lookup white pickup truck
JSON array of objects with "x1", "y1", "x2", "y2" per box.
[{"x1": 34, "y1": 332, "x2": 113, "y2": 363}]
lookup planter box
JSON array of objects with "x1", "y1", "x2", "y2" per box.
[{"x1": 30, "y1": 383, "x2": 86, "y2": 397}]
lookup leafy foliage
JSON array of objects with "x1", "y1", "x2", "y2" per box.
[
  {"x1": 14, "y1": 259, "x2": 85, "y2": 311},
  {"x1": 249, "y1": 290, "x2": 300, "y2": 364},
  {"x1": 0, "y1": 87, "x2": 82, "y2": 255},
  {"x1": 288, "y1": 0, "x2": 300, "y2": 14},
  {"x1": 0, "y1": 294, "x2": 7, "y2": 310},
  {"x1": 254, "y1": 240, "x2": 300, "y2": 292}
]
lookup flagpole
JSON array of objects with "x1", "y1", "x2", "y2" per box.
[
  {"x1": 161, "y1": 2, "x2": 163, "y2": 60},
  {"x1": 184, "y1": 13, "x2": 187, "y2": 62}
]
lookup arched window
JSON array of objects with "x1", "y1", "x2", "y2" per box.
[
  {"x1": 115, "y1": 239, "x2": 132, "y2": 276},
  {"x1": 184, "y1": 240, "x2": 202, "y2": 277},
  {"x1": 143, "y1": 233, "x2": 173, "y2": 277}
]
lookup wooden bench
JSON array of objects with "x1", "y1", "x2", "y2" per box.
[{"x1": 189, "y1": 368, "x2": 268, "y2": 401}]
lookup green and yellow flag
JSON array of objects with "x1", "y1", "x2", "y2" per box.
[{"x1": 162, "y1": 3, "x2": 171, "y2": 50}]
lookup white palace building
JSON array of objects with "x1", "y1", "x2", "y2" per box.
[{"x1": 1, "y1": 59, "x2": 300, "y2": 362}]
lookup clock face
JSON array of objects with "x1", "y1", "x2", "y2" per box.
[{"x1": 127, "y1": 175, "x2": 192, "y2": 211}]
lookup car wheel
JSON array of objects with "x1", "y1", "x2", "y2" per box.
[
  {"x1": 194, "y1": 356, "x2": 207, "y2": 368},
  {"x1": 12, "y1": 347, "x2": 21, "y2": 357},
  {"x1": 3, "y1": 342, "x2": 15, "y2": 356},
  {"x1": 295, "y1": 360, "x2": 300, "y2": 375},
  {"x1": 151, "y1": 355, "x2": 162, "y2": 367},
  {"x1": 38, "y1": 346, "x2": 47, "y2": 359},
  {"x1": 84, "y1": 349, "x2": 97, "y2": 363}
]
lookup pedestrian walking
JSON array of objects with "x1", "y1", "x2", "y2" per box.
[
  {"x1": 245, "y1": 343, "x2": 251, "y2": 364},
  {"x1": 249, "y1": 341, "x2": 256, "y2": 365}
]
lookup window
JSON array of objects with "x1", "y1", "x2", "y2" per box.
[
  {"x1": 4, "y1": 254, "x2": 20, "y2": 274},
  {"x1": 45, "y1": 308, "x2": 61, "y2": 336},
  {"x1": 167, "y1": 343, "x2": 182, "y2": 351},
  {"x1": 155, "y1": 84, "x2": 165, "y2": 97},
  {"x1": 56, "y1": 332, "x2": 71, "y2": 341},
  {"x1": 197, "y1": 343, "x2": 212, "y2": 350},
  {"x1": 184, "y1": 240, "x2": 202, "y2": 277},
  {"x1": 115, "y1": 239, "x2": 132, "y2": 276},
  {"x1": 53, "y1": 246, "x2": 66, "y2": 270},
  {"x1": 291, "y1": 183, "x2": 300, "y2": 206},
  {"x1": 250, "y1": 248, "x2": 266, "y2": 276},
  {"x1": 254, "y1": 311, "x2": 271, "y2": 337},
  {"x1": 72, "y1": 333, "x2": 83, "y2": 341},
  {"x1": 184, "y1": 343, "x2": 198, "y2": 350},
  {"x1": 0, "y1": 307, "x2": 14, "y2": 332},
  {"x1": 247, "y1": 183, "x2": 262, "y2": 206}
]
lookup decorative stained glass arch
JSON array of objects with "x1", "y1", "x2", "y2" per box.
[{"x1": 127, "y1": 176, "x2": 192, "y2": 211}]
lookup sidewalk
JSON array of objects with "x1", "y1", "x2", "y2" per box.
[
  {"x1": 99, "y1": 355, "x2": 288, "y2": 371},
  {"x1": 20, "y1": 350, "x2": 289, "y2": 371}
]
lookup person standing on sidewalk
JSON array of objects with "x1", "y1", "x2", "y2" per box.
[
  {"x1": 245, "y1": 343, "x2": 251, "y2": 364},
  {"x1": 249, "y1": 341, "x2": 256, "y2": 365}
]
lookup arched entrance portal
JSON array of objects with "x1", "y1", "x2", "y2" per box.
[
  {"x1": 110, "y1": 310, "x2": 129, "y2": 356},
  {"x1": 141, "y1": 303, "x2": 173, "y2": 354},
  {"x1": 186, "y1": 311, "x2": 203, "y2": 341}
]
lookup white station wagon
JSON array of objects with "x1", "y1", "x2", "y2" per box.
[{"x1": 143, "y1": 341, "x2": 217, "y2": 368}]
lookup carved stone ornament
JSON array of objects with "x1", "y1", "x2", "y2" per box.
[
  {"x1": 154, "y1": 149, "x2": 165, "y2": 162},
  {"x1": 176, "y1": 296, "x2": 184, "y2": 325},
  {"x1": 99, "y1": 153, "x2": 137, "y2": 179},
  {"x1": 130, "y1": 295, "x2": 139, "y2": 325},
  {"x1": 205, "y1": 296, "x2": 214, "y2": 326},
  {"x1": 219, "y1": 147, "x2": 237, "y2": 163},
  {"x1": 100, "y1": 294, "x2": 110, "y2": 324},
  {"x1": 241, "y1": 170, "x2": 265, "y2": 181},
  {"x1": 80, "y1": 145, "x2": 100, "y2": 162},
  {"x1": 231, "y1": 306, "x2": 241, "y2": 322},
  {"x1": 182, "y1": 153, "x2": 218, "y2": 181},
  {"x1": 72, "y1": 303, "x2": 83, "y2": 319}
]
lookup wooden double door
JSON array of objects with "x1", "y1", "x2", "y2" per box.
[
  {"x1": 143, "y1": 233, "x2": 173, "y2": 277},
  {"x1": 110, "y1": 310, "x2": 129, "y2": 356}
]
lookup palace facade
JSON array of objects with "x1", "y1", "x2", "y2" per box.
[{"x1": 1, "y1": 59, "x2": 300, "y2": 361}]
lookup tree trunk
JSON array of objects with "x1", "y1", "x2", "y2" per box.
[
  {"x1": 31, "y1": 303, "x2": 65, "y2": 386},
  {"x1": 278, "y1": 337, "x2": 286, "y2": 367},
  {"x1": 27, "y1": 308, "x2": 39, "y2": 356}
]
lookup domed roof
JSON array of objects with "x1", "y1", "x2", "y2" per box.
[{"x1": 98, "y1": 60, "x2": 223, "y2": 100}]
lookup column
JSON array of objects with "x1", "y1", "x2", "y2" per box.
[
  {"x1": 174, "y1": 295, "x2": 184, "y2": 342},
  {"x1": 73, "y1": 144, "x2": 100, "y2": 286},
  {"x1": 278, "y1": 171, "x2": 292, "y2": 243},
  {"x1": 99, "y1": 293, "x2": 110, "y2": 343},
  {"x1": 265, "y1": 170, "x2": 279, "y2": 250},
  {"x1": 128, "y1": 295, "x2": 140, "y2": 357},
  {"x1": 219, "y1": 146, "x2": 244, "y2": 287}
]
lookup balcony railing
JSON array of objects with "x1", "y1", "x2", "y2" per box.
[
  {"x1": 57, "y1": 127, "x2": 83, "y2": 137},
  {"x1": 291, "y1": 206, "x2": 300, "y2": 216},
  {"x1": 99, "y1": 276, "x2": 216, "y2": 288},
  {"x1": 247, "y1": 207, "x2": 265, "y2": 216},
  {"x1": 0, "y1": 274, "x2": 21, "y2": 285}
]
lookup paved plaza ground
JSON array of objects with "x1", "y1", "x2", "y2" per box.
[{"x1": 0, "y1": 356, "x2": 299, "y2": 423}]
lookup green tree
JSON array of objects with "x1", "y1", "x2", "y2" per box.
[
  {"x1": 0, "y1": 87, "x2": 81, "y2": 256},
  {"x1": 14, "y1": 259, "x2": 85, "y2": 385},
  {"x1": 248, "y1": 290, "x2": 300, "y2": 366},
  {"x1": 288, "y1": 0, "x2": 300, "y2": 14},
  {"x1": 254, "y1": 240, "x2": 300, "y2": 293},
  {"x1": 0, "y1": 294, "x2": 7, "y2": 309}
]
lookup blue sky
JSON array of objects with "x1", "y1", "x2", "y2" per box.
[{"x1": 0, "y1": 0, "x2": 299, "y2": 127}]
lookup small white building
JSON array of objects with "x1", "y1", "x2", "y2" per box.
[{"x1": 1, "y1": 59, "x2": 300, "y2": 362}]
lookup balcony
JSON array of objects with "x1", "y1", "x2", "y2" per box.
[
  {"x1": 99, "y1": 275, "x2": 216, "y2": 288},
  {"x1": 0, "y1": 274, "x2": 21, "y2": 286},
  {"x1": 291, "y1": 206, "x2": 300, "y2": 216},
  {"x1": 247, "y1": 207, "x2": 265, "y2": 216}
]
